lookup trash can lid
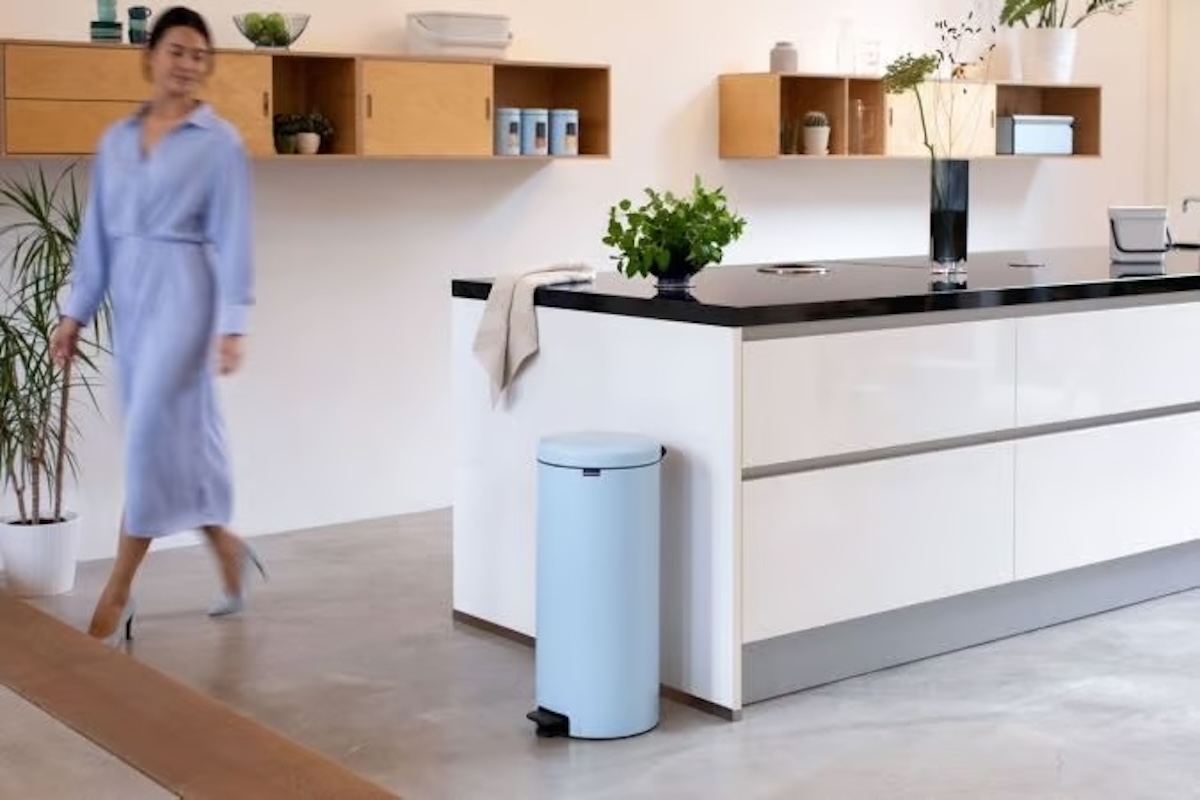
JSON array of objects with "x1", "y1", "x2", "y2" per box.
[{"x1": 537, "y1": 431, "x2": 664, "y2": 470}]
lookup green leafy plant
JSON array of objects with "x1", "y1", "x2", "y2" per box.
[
  {"x1": 296, "y1": 111, "x2": 334, "y2": 140},
  {"x1": 882, "y1": 12, "x2": 996, "y2": 159},
  {"x1": 803, "y1": 110, "x2": 829, "y2": 128},
  {"x1": 1000, "y1": 0, "x2": 1134, "y2": 28},
  {"x1": 603, "y1": 175, "x2": 747, "y2": 281},
  {"x1": 0, "y1": 163, "x2": 111, "y2": 526}
]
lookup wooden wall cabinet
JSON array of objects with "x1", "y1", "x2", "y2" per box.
[
  {"x1": 884, "y1": 81, "x2": 997, "y2": 158},
  {"x1": 361, "y1": 60, "x2": 492, "y2": 157},
  {"x1": 0, "y1": 40, "x2": 611, "y2": 161},
  {"x1": 718, "y1": 71, "x2": 1101, "y2": 160}
]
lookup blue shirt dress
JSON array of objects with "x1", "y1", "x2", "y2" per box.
[{"x1": 63, "y1": 102, "x2": 255, "y2": 538}]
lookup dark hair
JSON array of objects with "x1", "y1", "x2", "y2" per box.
[{"x1": 148, "y1": 6, "x2": 212, "y2": 49}]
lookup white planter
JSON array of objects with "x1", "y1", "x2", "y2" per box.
[
  {"x1": 803, "y1": 126, "x2": 831, "y2": 156},
  {"x1": 1015, "y1": 27, "x2": 1078, "y2": 84},
  {"x1": 296, "y1": 132, "x2": 321, "y2": 155},
  {"x1": 0, "y1": 513, "x2": 79, "y2": 597}
]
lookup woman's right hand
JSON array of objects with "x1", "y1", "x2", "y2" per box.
[{"x1": 50, "y1": 318, "x2": 81, "y2": 367}]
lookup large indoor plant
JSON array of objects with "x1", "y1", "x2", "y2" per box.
[
  {"x1": 603, "y1": 175, "x2": 747, "y2": 291},
  {"x1": 884, "y1": 13, "x2": 995, "y2": 272},
  {"x1": 999, "y1": 0, "x2": 1135, "y2": 83},
  {"x1": 0, "y1": 163, "x2": 110, "y2": 597}
]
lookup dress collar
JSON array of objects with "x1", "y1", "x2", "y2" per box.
[{"x1": 129, "y1": 100, "x2": 215, "y2": 129}]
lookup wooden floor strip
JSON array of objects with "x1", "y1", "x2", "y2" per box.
[{"x1": 0, "y1": 593, "x2": 399, "y2": 800}]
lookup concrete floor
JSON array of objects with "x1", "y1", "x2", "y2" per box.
[{"x1": 18, "y1": 509, "x2": 1200, "y2": 799}]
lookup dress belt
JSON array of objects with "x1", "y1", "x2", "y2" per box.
[{"x1": 113, "y1": 232, "x2": 207, "y2": 245}]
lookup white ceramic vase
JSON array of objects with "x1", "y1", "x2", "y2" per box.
[
  {"x1": 803, "y1": 125, "x2": 830, "y2": 156},
  {"x1": 1015, "y1": 27, "x2": 1078, "y2": 84},
  {"x1": 0, "y1": 513, "x2": 79, "y2": 597},
  {"x1": 296, "y1": 132, "x2": 321, "y2": 155}
]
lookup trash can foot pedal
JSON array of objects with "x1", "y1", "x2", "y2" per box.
[{"x1": 527, "y1": 707, "x2": 569, "y2": 738}]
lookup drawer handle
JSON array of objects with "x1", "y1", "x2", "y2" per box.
[{"x1": 261, "y1": 90, "x2": 269, "y2": 117}]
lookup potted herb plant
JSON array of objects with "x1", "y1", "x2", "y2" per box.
[
  {"x1": 295, "y1": 111, "x2": 334, "y2": 155},
  {"x1": 273, "y1": 111, "x2": 335, "y2": 155},
  {"x1": 883, "y1": 12, "x2": 995, "y2": 271},
  {"x1": 803, "y1": 111, "x2": 831, "y2": 156},
  {"x1": 602, "y1": 175, "x2": 747, "y2": 291},
  {"x1": 999, "y1": 0, "x2": 1135, "y2": 83},
  {"x1": 0, "y1": 164, "x2": 111, "y2": 597}
]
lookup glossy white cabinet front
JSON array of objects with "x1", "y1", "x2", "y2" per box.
[
  {"x1": 741, "y1": 441, "x2": 1015, "y2": 642},
  {"x1": 1016, "y1": 302, "x2": 1200, "y2": 427},
  {"x1": 1014, "y1": 412, "x2": 1200, "y2": 579},
  {"x1": 742, "y1": 320, "x2": 1016, "y2": 468}
]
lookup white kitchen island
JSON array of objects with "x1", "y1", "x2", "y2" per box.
[{"x1": 451, "y1": 247, "x2": 1200, "y2": 720}]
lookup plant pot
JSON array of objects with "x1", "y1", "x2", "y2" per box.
[
  {"x1": 275, "y1": 133, "x2": 297, "y2": 154},
  {"x1": 296, "y1": 132, "x2": 321, "y2": 155},
  {"x1": 1014, "y1": 27, "x2": 1078, "y2": 84},
  {"x1": 0, "y1": 513, "x2": 79, "y2": 597},
  {"x1": 653, "y1": 254, "x2": 705, "y2": 291},
  {"x1": 803, "y1": 125, "x2": 831, "y2": 155},
  {"x1": 930, "y1": 158, "x2": 969, "y2": 269}
]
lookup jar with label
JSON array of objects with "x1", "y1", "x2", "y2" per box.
[
  {"x1": 494, "y1": 108, "x2": 521, "y2": 156},
  {"x1": 520, "y1": 109, "x2": 549, "y2": 156},
  {"x1": 549, "y1": 109, "x2": 579, "y2": 156}
]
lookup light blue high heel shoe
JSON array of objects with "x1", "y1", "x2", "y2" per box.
[
  {"x1": 208, "y1": 541, "x2": 267, "y2": 618},
  {"x1": 102, "y1": 598, "x2": 137, "y2": 648}
]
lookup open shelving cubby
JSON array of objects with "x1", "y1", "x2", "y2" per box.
[
  {"x1": 493, "y1": 63, "x2": 611, "y2": 157},
  {"x1": 995, "y1": 82, "x2": 1102, "y2": 157},
  {"x1": 272, "y1": 54, "x2": 358, "y2": 156}
]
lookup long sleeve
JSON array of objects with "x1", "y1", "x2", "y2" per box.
[
  {"x1": 206, "y1": 139, "x2": 256, "y2": 336},
  {"x1": 62, "y1": 153, "x2": 111, "y2": 327}
]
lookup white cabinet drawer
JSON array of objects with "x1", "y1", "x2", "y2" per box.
[
  {"x1": 741, "y1": 320, "x2": 1016, "y2": 468},
  {"x1": 741, "y1": 443, "x2": 1015, "y2": 642},
  {"x1": 1014, "y1": 412, "x2": 1200, "y2": 579},
  {"x1": 1015, "y1": 301, "x2": 1200, "y2": 427}
]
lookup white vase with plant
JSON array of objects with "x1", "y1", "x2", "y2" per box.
[
  {"x1": 802, "y1": 111, "x2": 831, "y2": 156},
  {"x1": 0, "y1": 164, "x2": 111, "y2": 597},
  {"x1": 1000, "y1": 0, "x2": 1135, "y2": 83}
]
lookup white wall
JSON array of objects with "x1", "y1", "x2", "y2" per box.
[{"x1": 0, "y1": 0, "x2": 1163, "y2": 561}]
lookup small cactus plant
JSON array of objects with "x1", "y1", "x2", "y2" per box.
[{"x1": 804, "y1": 110, "x2": 829, "y2": 128}]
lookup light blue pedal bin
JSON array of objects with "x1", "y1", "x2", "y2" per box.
[{"x1": 526, "y1": 431, "x2": 665, "y2": 740}]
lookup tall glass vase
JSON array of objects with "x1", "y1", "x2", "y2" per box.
[{"x1": 930, "y1": 158, "x2": 969, "y2": 272}]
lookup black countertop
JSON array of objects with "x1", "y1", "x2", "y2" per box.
[{"x1": 450, "y1": 247, "x2": 1200, "y2": 328}]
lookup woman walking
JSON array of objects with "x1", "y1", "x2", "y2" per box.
[{"x1": 51, "y1": 5, "x2": 265, "y2": 645}]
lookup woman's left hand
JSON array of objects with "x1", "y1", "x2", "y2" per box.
[{"x1": 217, "y1": 335, "x2": 245, "y2": 375}]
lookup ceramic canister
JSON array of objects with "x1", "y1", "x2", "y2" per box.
[
  {"x1": 549, "y1": 109, "x2": 579, "y2": 156},
  {"x1": 520, "y1": 108, "x2": 549, "y2": 156},
  {"x1": 97, "y1": 0, "x2": 117, "y2": 22},
  {"x1": 128, "y1": 6, "x2": 152, "y2": 43},
  {"x1": 494, "y1": 108, "x2": 521, "y2": 155}
]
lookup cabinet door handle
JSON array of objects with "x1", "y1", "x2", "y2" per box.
[
  {"x1": 261, "y1": 90, "x2": 269, "y2": 117},
  {"x1": 888, "y1": 107, "x2": 893, "y2": 127},
  {"x1": 484, "y1": 97, "x2": 491, "y2": 120},
  {"x1": 367, "y1": 93, "x2": 373, "y2": 118},
  {"x1": 991, "y1": 109, "x2": 996, "y2": 128}
]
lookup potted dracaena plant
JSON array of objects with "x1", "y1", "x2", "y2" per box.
[
  {"x1": 883, "y1": 12, "x2": 996, "y2": 272},
  {"x1": 602, "y1": 174, "x2": 747, "y2": 294},
  {"x1": 0, "y1": 163, "x2": 111, "y2": 597},
  {"x1": 999, "y1": 0, "x2": 1135, "y2": 84}
]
